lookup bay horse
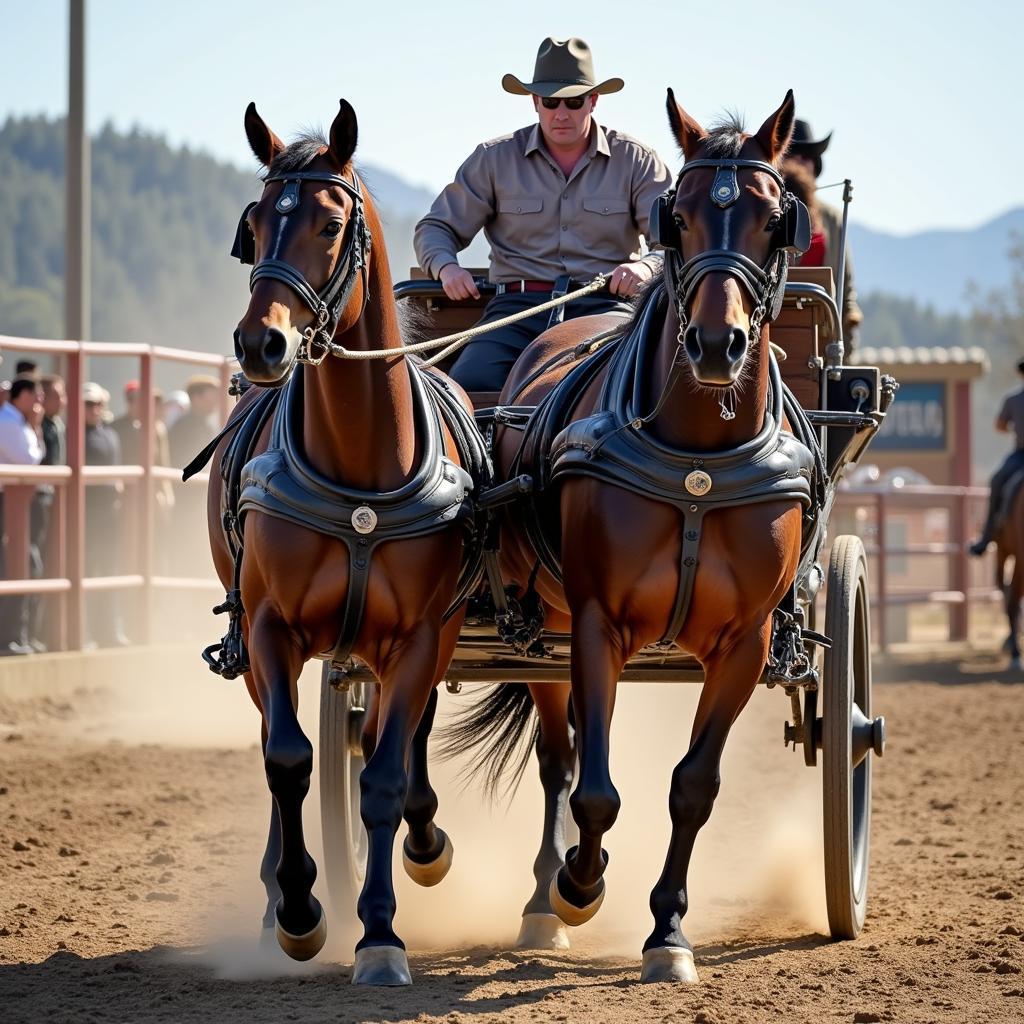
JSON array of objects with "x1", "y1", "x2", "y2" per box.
[
  {"x1": 449, "y1": 90, "x2": 813, "y2": 981},
  {"x1": 207, "y1": 100, "x2": 481, "y2": 986},
  {"x1": 995, "y1": 483, "x2": 1024, "y2": 669}
]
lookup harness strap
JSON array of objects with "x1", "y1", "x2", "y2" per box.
[{"x1": 662, "y1": 507, "x2": 706, "y2": 644}]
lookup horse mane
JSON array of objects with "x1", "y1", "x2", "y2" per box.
[
  {"x1": 263, "y1": 128, "x2": 333, "y2": 178},
  {"x1": 701, "y1": 112, "x2": 747, "y2": 159}
]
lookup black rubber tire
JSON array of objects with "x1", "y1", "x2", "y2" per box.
[
  {"x1": 319, "y1": 664, "x2": 368, "y2": 923},
  {"x1": 822, "y1": 535, "x2": 874, "y2": 939}
]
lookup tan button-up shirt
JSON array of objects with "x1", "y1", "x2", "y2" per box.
[{"x1": 414, "y1": 123, "x2": 672, "y2": 283}]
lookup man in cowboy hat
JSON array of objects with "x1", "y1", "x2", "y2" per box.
[
  {"x1": 787, "y1": 118, "x2": 863, "y2": 352},
  {"x1": 414, "y1": 37, "x2": 672, "y2": 392}
]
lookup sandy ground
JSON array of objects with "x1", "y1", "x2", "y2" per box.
[{"x1": 1, "y1": 651, "x2": 1023, "y2": 1023}]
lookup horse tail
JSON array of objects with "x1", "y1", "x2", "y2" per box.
[{"x1": 436, "y1": 684, "x2": 538, "y2": 801}]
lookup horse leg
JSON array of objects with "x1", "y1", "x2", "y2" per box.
[
  {"x1": 550, "y1": 613, "x2": 623, "y2": 926},
  {"x1": 258, "y1": 721, "x2": 284, "y2": 937},
  {"x1": 249, "y1": 621, "x2": 324, "y2": 961},
  {"x1": 401, "y1": 687, "x2": 454, "y2": 886},
  {"x1": 517, "y1": 681, "x2": 574, "y2": 950},
  {"x1": 1006, "y1": 549, "x2": 1022, "y2": 670},
  {"x1": 641, "y1": 627, "x2": 767, "y2": 983},
  {"x1": 353, "y1": 629, "x2": 439, "y2": 986}
]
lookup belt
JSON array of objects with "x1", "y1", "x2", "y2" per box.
[{"x1": 495, "y1": 279, "x2": 588, "y2": 295}]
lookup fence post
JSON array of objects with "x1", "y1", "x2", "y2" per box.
[
  {"x1": 65, "y1": 349, "x2": 85, "y2": 650},
  {"x1": 139, "y1": 351, "x2": 155, "y2": 644},
  {"x1": 950, "y1": 489, "x2": 969, "y2": 642}
]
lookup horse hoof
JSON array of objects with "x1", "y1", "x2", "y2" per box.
[
  {"x1": 351, "y1": 945, "x2": 412, "y2": 986},
  {"x1": 516, "y1": 912, "x2": 571, "y2": 951},
  {"x1": 548, "y1": 872, "x2": 605, "y2": 927},
  {"x1": 402, "y1": 830, "x2": 454, "y2": 887},
  {"x1": 275, "y1": 906, "x2": 327, "y2": 961},
  {"x1": 640, "y1": 946, "x2": 699, "y2": 984}
]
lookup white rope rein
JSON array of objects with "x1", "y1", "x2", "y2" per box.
[{"x1": 319, "y1": 274, "x2": 610, "y2": 362}]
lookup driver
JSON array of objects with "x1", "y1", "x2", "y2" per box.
[{"x1": 414, "y1": 37, "x2": 672, "y2": 392}]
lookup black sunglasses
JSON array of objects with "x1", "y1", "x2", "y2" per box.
[{"x1": 540, "y1": 95, "x2": 588, "y2": 110}]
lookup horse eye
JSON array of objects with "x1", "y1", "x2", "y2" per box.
[
  {"x1": 673, "y1": 214, "x2": 687, "y2": 231},
  {"x1": 766, "y1": 212, "x2": 782, "y2": 232},
  {"x1": 323, "y1": 221, "x2": 343, "y2": 238}
]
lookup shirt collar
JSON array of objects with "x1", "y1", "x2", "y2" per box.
[{"x1": 524, "y1": 122, "x2": 611, "y2": 160}]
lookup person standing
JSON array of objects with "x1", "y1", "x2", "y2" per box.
[
  {"x1": 83, "y1": 382, "x2": 127, "y2": 647},
  {"x1": 0, "y1": 378, "x2": 43, "y2": 654},
  {"x1": 786, "y1": 119, "x2": 863, "y2": 353},
  {"x1": 414, "y1": 37, "x2": 672, "y2": 392}
]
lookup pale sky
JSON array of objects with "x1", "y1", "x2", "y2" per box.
[{"x1": 2, "y1": 0, "x2": 1019, "y2": 235}]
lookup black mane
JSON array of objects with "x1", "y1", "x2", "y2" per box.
[{"x1": 701, "y1": 112, "x2": 747, "y2": 159}]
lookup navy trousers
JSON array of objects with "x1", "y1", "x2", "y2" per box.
[{"x1": 447, "y1": 291, "x2": 633, "y2": 394}]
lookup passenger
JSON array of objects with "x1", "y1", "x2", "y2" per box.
[
  {"x1": 414, "y1": 37, "x2": 672, "y2": 393},
  {"x1": 781, "y1": 159, "x2": 826, "y2": 268},
  {"x1": 969, "y1": 359, "x2": 1024, "y2": 556},
  {"x1": 786, "y1": 119, "x2": 863, "y2": 353}
]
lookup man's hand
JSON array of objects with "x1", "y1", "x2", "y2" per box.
[
  {"x1": 607, "y1": 261, "x2": 653, "y2": 298},
  {"x1": 439, "y1": 263, "x2": 481, "y2": 302}
]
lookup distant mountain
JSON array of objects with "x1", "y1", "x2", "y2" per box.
[{"x1": 849, "y1": 209, "x2": 1024, "y2": 313}]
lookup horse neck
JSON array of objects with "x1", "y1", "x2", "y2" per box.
[
  {"x1": 648, "y1": 304, "x2": 770, "y2": 452},
  {"x1": 302, "y1": 201, "x2": 418, "y2": 491}
]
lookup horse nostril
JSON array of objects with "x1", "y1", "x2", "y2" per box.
[
  {"x1": 726, "y1": 327, "x2": 748, "y2": 363},
  {"x1": 261, "y1": 327, "x2": 287, "y2": 365},
  {"x1": 683, "y1": 324, "x2": 702, "y2": 363},
  {"x1": 233, "y1": 327, "x2": 245, "y2": 363}
]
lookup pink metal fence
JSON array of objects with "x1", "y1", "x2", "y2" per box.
[{"x1": 0, "y1": 333, "x2": 230, "y2": 651}]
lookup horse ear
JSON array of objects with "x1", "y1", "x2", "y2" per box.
[
  {"x1": 329, "y1": 99, "x2": 358, "y2": 170},
  {"x1": 665, "y1": 88, "x2": 706, "y2": 160},
  {"x1": 244, "y1": 102, "x2": 285, "y2": 167},
  {"x1": 753, "y1": 90, "x2": 796, "y2": 163}
]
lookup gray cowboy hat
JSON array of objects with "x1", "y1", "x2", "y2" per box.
[
  {"x1": 502, "y1": 37, "x2": 624, "y2": 99},
  {"x1": 788, "y1": 119, "x2": 833, "y2": 178}
]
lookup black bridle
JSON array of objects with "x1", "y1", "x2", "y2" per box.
[
  {"x1": 231, "y1": 169, "x2": 372, "y2": 363},
  {"x1": 652, "y1": 158, "x2": 810, "y2": 344}
]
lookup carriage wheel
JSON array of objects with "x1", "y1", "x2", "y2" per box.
[
  {"x1": 822, "y1": 535, "x2": 885, "y2": 939},
  {"x1": 319, "y1": 664, "x2": 369, "y2": 924}
]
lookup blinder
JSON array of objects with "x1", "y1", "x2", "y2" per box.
[{"x1": 231, "y1": 201, "x2": 258, "y2": 265}]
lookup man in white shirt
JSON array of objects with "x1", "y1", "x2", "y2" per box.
[{"x1": 0, "y1": 378, "x2": 43, "y2": 655}]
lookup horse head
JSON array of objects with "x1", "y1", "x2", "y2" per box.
[
  {"x1": 661, "y1": 89, "x2": 807, "y2": 388},
  {"x1": 231, "y1": 100, "x2": 369, "y2": 385}
]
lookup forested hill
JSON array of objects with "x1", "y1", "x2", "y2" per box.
[{"x1": 0, "y1": 115, "x2": 424, "y2": 351}]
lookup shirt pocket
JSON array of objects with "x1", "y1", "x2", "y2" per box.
[
  {"x1": 581, "y1": 197, "x2": 633, "y2": 256},
  {"x1": 497, "y1": 198, "x2": 544, "y2": 215},
  {"x1": 582, "y1": 198, "x2": 631, "y2": 217}
]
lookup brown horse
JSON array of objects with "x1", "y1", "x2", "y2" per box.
[
  {"x1": 995, "y1": 485, "x2": 1024, "y2": 669},
  {"x1": 208, "y1": 100, "x2": 476, "y2": 986},
  {"x1": 452, "y1": 91, "x2": 810, "y2": 981}
]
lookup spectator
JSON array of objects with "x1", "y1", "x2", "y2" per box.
[
  {"x1": 168, "y1": 375, "x2": 221, "y2": 468},
  {"x1": 0, "y1": 378, "x2": 43, "y2": 655},
  {"x1": 161, "y1": 390, "x2": 190, "y2": 432},
  {"x1": 781, "y1": 159, "x2": 827, "y2": 268},
  {"x1": 27, "y1": 374, "x2": 67, "y2": 651},
  {"x1": 15, "y1": 360, "x2": 40, "y2": 381},
  {"x1": 83, "y1": 382, "x2": 127, "y2": 647}
]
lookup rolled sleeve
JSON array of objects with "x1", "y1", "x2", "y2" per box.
[{"x1": 414, "y1": 144, "x2": 495, "y2": 278}]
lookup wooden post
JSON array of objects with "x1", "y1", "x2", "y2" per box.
[{"x1": 65, "y1": 350, "x2": 85, "y2": 649}]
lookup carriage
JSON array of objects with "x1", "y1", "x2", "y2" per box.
[{"x1": 318, "y1": 260, "x2": 897, "y2": 943}]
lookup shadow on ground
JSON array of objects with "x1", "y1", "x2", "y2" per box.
[{"x1": 1, "y1": 932, "x2": 826, "y2": 1024}]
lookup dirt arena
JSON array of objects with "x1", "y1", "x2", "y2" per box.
[{"x1": 1, "y1": 649, "x2": 1022, "y2": 1023}]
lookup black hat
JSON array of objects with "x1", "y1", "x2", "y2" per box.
[{"x1": 788, "y1": 119, "x2": 832, "y2": 178}]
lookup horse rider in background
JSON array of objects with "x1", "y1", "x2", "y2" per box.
[
  {"x1": 969, "y1": 358, "x2": 1024, "y2": 556},
  {"x1": 414, "y1": 36, "x2": 672, "y2": 393},
  {"x1": 786, "y1": 119, "x2": 863, "y2": 354}
]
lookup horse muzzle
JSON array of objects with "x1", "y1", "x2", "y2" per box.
[
  {"x1": 233, "y1": 324, "x2": 302, "y2": 386},
  {"x1": 682, "y1": 324, "x2": 749, "y2": 387}
]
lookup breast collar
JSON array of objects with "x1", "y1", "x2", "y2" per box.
[{"x1": 246, "y1": 170, "x2": 372, "y2": 363}]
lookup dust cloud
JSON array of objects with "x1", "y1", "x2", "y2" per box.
[{"x1": 41, "y1": 640, "x2": 828, "y2": 966}]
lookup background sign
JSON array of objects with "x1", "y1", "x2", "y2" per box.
[{"x1": 872, "y1": 381, "x2": 946, "y2": 450}]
